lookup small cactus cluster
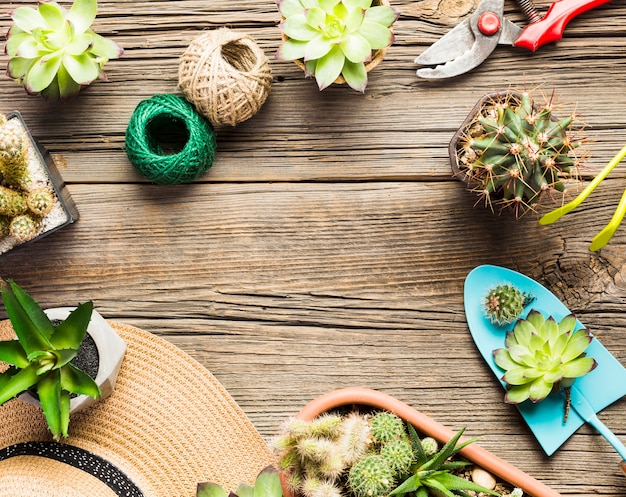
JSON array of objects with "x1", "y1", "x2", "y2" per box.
[
  {"x1": 453, "y1": 90, "x2": 586, "y2": 218},
  {"x1": 274, "y1": 410, "x2": 429, "y2": 497},
  {"x1": 0, "y1": 114, "x2": 56, "y2": 243},
  {"x1": 483, "y1": 284, "x2": 535, "y2": 326}
]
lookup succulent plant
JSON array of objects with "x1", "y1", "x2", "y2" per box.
[
  {"x1": 197, "y1": 466, "x2": 284, "y2": 497},
  {"x1": 0, "y1": 185, "x2": 28, "y2": 217},
  {"x1": 483, "y1": 284, "x2": 535, "y2": 326},
  {"x1": 493, "y1": 310, "x2": 597, "y2": 405},
  {"x1": 0, "y1": 280, "x2": 101, "y2": 440},
  {"x1": 390, "y1": 426, "x2": 500, "y2": 497},
  {"x1": 5, "y1": 0, "x2": 124, "y2": 100},
  {"x1": 9, "y1": 213, "x2": 41, "y2": 243},
  {"x1": 452, "y1": 91, "x2": 586, "y2": 217},
  {"x1": 348, "y1": 454, "x2": 395, "y2": 497},
  {"x1": 26, "y1": 187, "x2": 55, "y2": 217},
  {"x1": 276, "y1": 0, "x2": 398, "y2": 92}
]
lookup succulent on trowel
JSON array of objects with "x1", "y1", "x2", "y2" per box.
[
  {"x1": 197, "y1": 466, "x2": 284, "y2": 497},
  {"x1": 483, "y1": 284, "x2": 534, "y2": 326},
  {"x1": 493, "y1": 310, "x2": 597, "y2": 409},
  {"x1": 390, "y1": 426, "x2": 499, "y2": 497},
  {"x1": 5, "y1": 0, "x2": 123, "y2": 99},
  {"x1": 276, "y1": 0, "x2": 398, "y2": 92},
  {"x1": 451, "y1": 90, "x2": 586, "y2": 217},
  {"x1": 0, "y1": 280, "x2": 100, "y2": 440}
]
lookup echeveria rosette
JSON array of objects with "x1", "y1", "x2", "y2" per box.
[
  {"x1": 5, "y1": 0, "x2": 124, "y2": 100},
  {"x1": 277, "y1": 0, "x2": 397, "y2": 92},
  {"x1": 493, "y1": 310, "x2": 597, "y2": 404}
]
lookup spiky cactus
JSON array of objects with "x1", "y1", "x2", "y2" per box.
[
  {"x1": 26, "y1": 188, "x2": 55, "y2": 217},
  {"x1": 0, "y1": 186, "x2": 28, "y2": 217},
  {"x1": 9, "y1": 213, "x2": 40, "y2": 242},
  {"x1": 348, "y1": 455, "x2": 395, "y2": 497},
  {"x1": 453, "y1": 91, "x2": 586, "y2": 217},
  {"x1": 483, "y1": 284, "x2": 534, "y2": 326},
  {"x1": 0, "y1": 118, "x2": 29, "y2": 190},
  {"x1": 370, "y1": 411, "x2": 405, "y2": 444},
  {"x1": 493, "y1": 310, "x2": 597, "y2": 406}
]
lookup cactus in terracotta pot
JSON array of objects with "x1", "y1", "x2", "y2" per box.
[{"x1": 450, "y1": 90, "x2": 587, "y2": 218}]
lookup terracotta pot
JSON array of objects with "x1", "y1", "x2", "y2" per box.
[
  {"x1": 280, "y1": 0, "x2": 392, "y2": 86},
  {"x1": 19, "y1": 307, "x2": 126, "y2": 414},
  {"x1": 283, "y1": 387, "x2": 562, "y2": 497}
]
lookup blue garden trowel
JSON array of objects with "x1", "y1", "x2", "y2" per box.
[{"x1": 464, "y1": 265, "x2": 626, "y2": 475}]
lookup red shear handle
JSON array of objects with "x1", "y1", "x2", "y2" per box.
[
  {"x1": 621, "y1": 461, "x2": 626, "y2": 477},
  {"x1": 514, "y1": 0, "x2": 612, "y2": 51}
]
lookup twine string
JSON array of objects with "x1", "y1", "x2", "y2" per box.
[{"x1": 125, "y1": 94, "x2": 216, "y2": 185}]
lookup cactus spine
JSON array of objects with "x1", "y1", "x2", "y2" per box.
[
  {"x1": 483, "y1": 284, "x2": 535, "y2": 326},
  {"x1": 453, "y1": 90, "x2": 586, "y2": 217}
]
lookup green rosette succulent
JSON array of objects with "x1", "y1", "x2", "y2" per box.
[
  {"x1": 5, "y1": 0, "x2": 124, "y2": 100},
  {"x1": 276, "y1": 0, "x2": 398, "y2": 92},
  {"x1": 493, "y1": 310, "x2": 597, "y2": 404}
]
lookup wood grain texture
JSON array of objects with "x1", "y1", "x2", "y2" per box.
[{"x1": 1, "y1": 0, "x2": 626, "y2": 494}]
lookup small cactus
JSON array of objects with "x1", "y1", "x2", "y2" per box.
[
  {"x1": 347, "y1": 455, "x2": 395, "y2": 497},
  {"x1": 26, "y1": 187, "x2": 55, "y2": 217},
  {"x1": 0, "y1": 185, "x2": 28, "y2": 217},
  {"x1": 379, "y1": 439, "x2": 413, "y2": 475},
  {"x1": 483, "y1": 284, "x2": 535, "y2": 326},
  {"x1": 452, "y1": 90, "x2": 586, "y2": 218},
  {"x1": 9, "y1": 213, "x2": 40, "y2": 242},
  {"x1": 0, "y1": 216, "x2": 9, "y2": 236},
  {"x1": 336, "y1": 412, "x2": 371, "y2": 465},
  {"x1": 370, "y1": 411, "x2": 405, "y2": 445}
]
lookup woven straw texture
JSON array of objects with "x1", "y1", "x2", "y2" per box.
[
  {"x1": 178, "y1": 28, "x2": 272, "y2": 127},
  {"x1": 0, "y1": 320, "x2": 274, "y2": 497}
]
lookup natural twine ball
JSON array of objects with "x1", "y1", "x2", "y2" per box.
[
  {"x1": 125, "y1": 94, "x2": 217, "y2": 185},
  {"x1": 178, "y1": 28, "x2": 272, "y2": 127}
]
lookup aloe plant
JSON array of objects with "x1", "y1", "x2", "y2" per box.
[
  {"x1": 0, "y1": 280, "x2": 101, "y2": 439},
  {"x1": 5, "y1": 0, "x2": 123, "y2": 99}
]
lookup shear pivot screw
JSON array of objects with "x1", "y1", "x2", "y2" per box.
[{"x1": 478, "y1": 12, "x2": 501, "y2": 36}]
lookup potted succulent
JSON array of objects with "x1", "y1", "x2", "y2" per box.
[
  {"x1": 275, "y1": 388, "x2": 562, "y2": 497},
  {"x1": 0, "y1": 279, "x2": 126, "y2": 440},
  {"x1": 0, "y1": 111, "x2": 79, "y2": 256},
  {"x1": 276, "y1": 0, "x2": 398, "y2": 92},
  {"x1": 5, "y1": 0, "x2": 123, "y2": 100},
  {"x1": 449, "y1": 90, "x2": 586, "y2": 218}
]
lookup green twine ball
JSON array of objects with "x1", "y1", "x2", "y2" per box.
[{"x1": 125, "y1": 94, "x2": 217, "y2": 185}]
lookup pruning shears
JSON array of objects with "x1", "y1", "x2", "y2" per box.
[
  {"x1": 415, "y1": 0, "x2": 612, "y2": 79},
  {"x1": 540, "y1": 145, "x2": 626, "y2": 251}
]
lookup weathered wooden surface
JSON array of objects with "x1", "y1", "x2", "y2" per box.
[{"x1": 1, "y1": 0, "x2": 626, "y2": 494}]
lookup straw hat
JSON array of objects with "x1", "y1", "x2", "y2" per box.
[{"x1": 0, "y1": 320, "x2": 275, "y2": 497}]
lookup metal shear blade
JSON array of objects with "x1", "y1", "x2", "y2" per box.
[{"x1": 415, "y1": 0, "x2": 522, "y2": 79}]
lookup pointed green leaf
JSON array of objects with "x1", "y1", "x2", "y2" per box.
[
  {"x1": 304, "y1": 35, "x2": 333, "y2": 61},
  {"x1": 49, "y1": 302, "x2": 93, "y2": 350},
  {"x1": 59, "y1": 363, "x2": 101, "y2": 398},
  {"x1": 12, "y1": 6, "x2": 45, "y2": 32},
  {"x1": 407, "y1": 423, "x2": 427, "y2": 465},
  {"x1": 507, "y1": 344, "x2": 534, "y2": 367},
  {"x1": 561, "y1": 357, "x2": 597, "y2": 378},
  {"x1": 551, "y1": 332, "x2": 570, "y2": 358},
  {"x1": 5, "y1": 27, "x2": 30, "y2": 57},
  {"x1": 504, "y1": 384, "x2": 530, "y2": 404},
  {"x1": 314, "y1": 45, "x2": 344, "y2": 90},
  {"x1": 277, "y1": 39, "x2": 307, "y2": 61},
  {"x1": 37, "y1": 369, "x2": 64, "y2": 439},
  {"x1": 305, "y1": 8, "x2": 326, "y2": 30},
  {"x1": 432, "y1": 472, "x2": 499, "y2": 495},
  {"x1": 67, "y1": 0, "x2": 97, "y2": 35},
  {"x1": 423, "y1": 428, "x2": 466, "y2": 471},
  {"x1": 282, "y1": 14, "x2": 318, "y2": 41},
  {"x1": 236, "y1": 483, "x2": 254, "y2": 497},
  {"x1": 364, "y1": 5, "x2": 397, "y2": 26},
  {"x1": 40, "y1": 75, "x2": 62, "y2": 100},
  {"x1": 88, "y1": 30, "x2": 123, "y2": 59},
  {"x1": 558, "y1": 314, "x2": 577, "y2": 335},
  {"x1": 540, "y1": 316, "x2": 560, "y2": 345},
  {"x1": 357, "y1": 21, "x2": 392, "y2": 49},
  {"x1": 14, "y1": 37, "x2": 44, "y2": 59},
  {"x1": 528, "y1": 377, "x2": 552, "y2": 402},
  {"x1": 253, "y1": 466, "x2": 282, "y2": 497},
  {"x1": 278, "y1": 0, "x2": 305, "y2": 18},
  {"x1": 38, "y1": 1, "x2": 66, "y2": 32},
  {"x1": 340, "y1": 60, "x2": 367, "y2": 92},
  {"x1": 319, "y1": 0, "x2": 341, "y2": 10},
  {"x1": 525, "y1": 309, "x2": 546, "y2": 331},
  {"x1": 64, "y1": 33, "x2": 93, "y2": 56},
  {"x1": 7, "y1": 57, "x2": 33, "y2": 80},
  {"x1": 197, "y1": 482, "x2": 229, "y2": 497},
  {"x1": 503, "y1": 367, "x2": 539, "y2": 385},
  {"x1": 1, "y1": 281, "x2": 53, "y2": 355},
  {"x1": 26, "y1": 52, "x2": 63, "y2": 92},
  {"x1": 62, "y1": 52, "x2": 100, "y2": 84},
  {"x1": 493, "y1": 348, "x2": 517, "y2": 372},
  {"x1": 344, "y1": 5, "x2": 365, "y2": 33},
  {"x1": 561, "y1": 330, "x2": 593, "y2": 363},
  {"x1": 0, "y1": 341, "x2": 29, "y2": 368},
  {"x1": 0, "y1": 363, "x2": 39, "y2": 405},
  {"x1": 543, "y1": 367, "x2": 564, "y2": 384},
  {"x1": 390, "y1": 473, "x2": 422, "y2": 496},
  {"x1": 340, "y1": 33, "x2": 371, "y2": 63},
  {"x1": 512, "y1": 319, "x2": 536, "y2": 348},
  {"x1": 56, "y1": 64, "x2": 82, "y2": 99},
  {"x1": 422, "y1": 477, "x2": 455, "y2": 497}
]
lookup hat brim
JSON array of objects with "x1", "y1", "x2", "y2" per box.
[{"x1": 0, "y1": 320, "x2": 274, "y2": 497}]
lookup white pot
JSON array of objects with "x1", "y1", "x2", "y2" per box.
[{"x1": 19, "y1": 307, "x2": 126, "y2": 413}]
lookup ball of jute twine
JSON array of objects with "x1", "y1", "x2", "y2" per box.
[
  {"x1": 178, "y1": 28, "x2": 272, "y2": 127},
  {"x1": 125, "y1": 94, "x2": 217, "y2": 185}
]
